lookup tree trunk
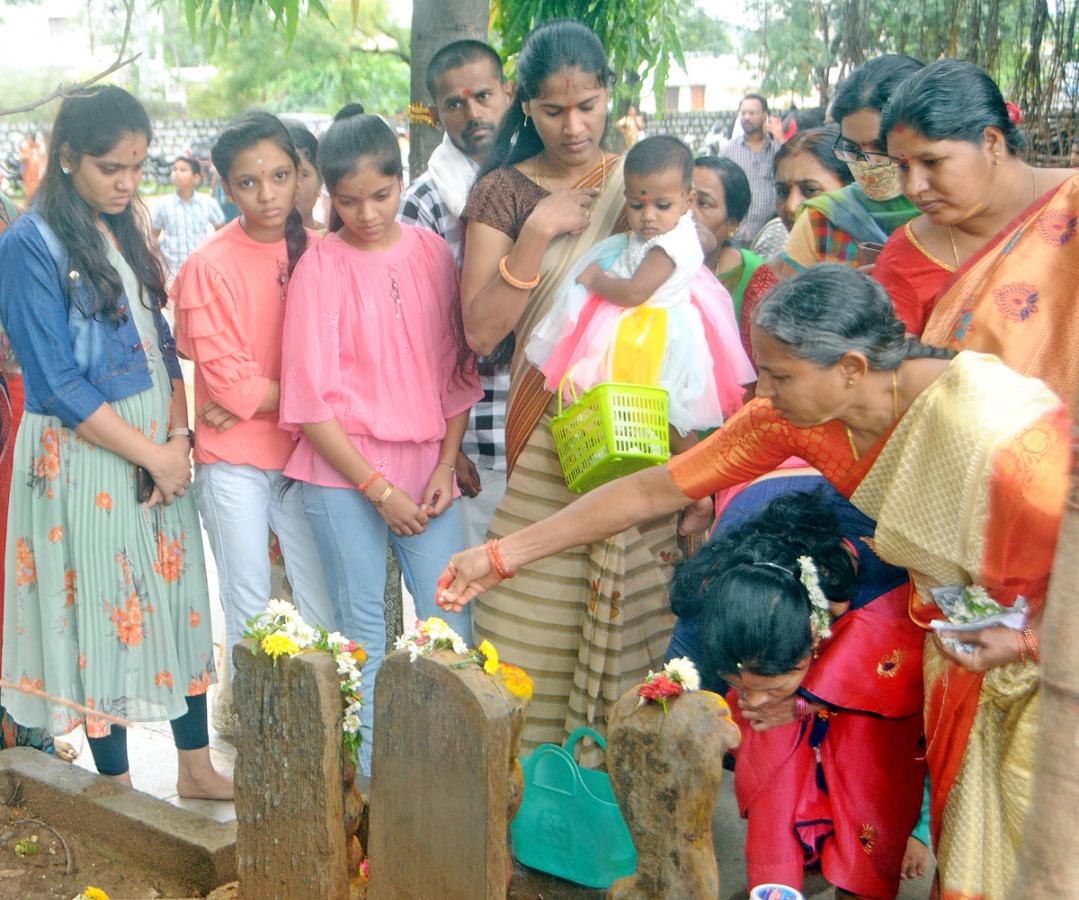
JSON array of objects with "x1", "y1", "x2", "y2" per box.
[
  {"x1": 408, "y1": 0, "x2": 489, "y2": 181},
  {"x1": 1008, "y1": 416, "x2": 1079, "y2": 897}
]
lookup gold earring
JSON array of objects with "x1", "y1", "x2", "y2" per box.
[
  {"x1": 994, "y1": 152, "x2": 1002, "y2": 166},
  {"x1": 847, "y1": 378, "x2": 854, "y2": 387},
  {"x1": 523, "y1": 111, "x2": 530, "y2": 128}
]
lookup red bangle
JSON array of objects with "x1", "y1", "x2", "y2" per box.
[
  {"x1": 359, "y1": 471, "x2": 385, "y2": 495},
  {"x1": 795, "y1": 696, "x2": 811, "y2": 719},
  {"x1": 486, "y1": 539, "x2": 516, "y2": 580}
]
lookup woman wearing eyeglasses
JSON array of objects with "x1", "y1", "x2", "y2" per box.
[
  {"x1": 872, "y1": 59, "x2": 1079, "y2": 407},
  {"x1": 782, "y1": 54, "x2": 924, "y2": 273}
]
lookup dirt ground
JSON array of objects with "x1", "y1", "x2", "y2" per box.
[{"x1": 0, "y1": 802, "x2": 198, "y2": 900}]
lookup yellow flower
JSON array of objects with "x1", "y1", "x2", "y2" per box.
[
  {"x1": 80, "y1": 889, "x2": 110, "y2": 900},
  {"x1": 351, "y1": 647, "x2": 367, "y2": 665},
  {"x1": 498, "y1": 663, "x2": 534, "y2": 701},
  {"x1": 479, "y1": 639, "x2": 499, "y2": 675},
  {"x1": 261, "y1": 632, "x2": 301, "y2": 661}
]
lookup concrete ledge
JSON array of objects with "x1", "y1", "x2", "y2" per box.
[{"x1": 0, "y1": 747, "x2": 236, "y2": 894}]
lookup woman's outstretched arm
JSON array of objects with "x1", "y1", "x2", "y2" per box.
[{"x1": 437, "y1": 463, "x2": 695, "y2": 611}]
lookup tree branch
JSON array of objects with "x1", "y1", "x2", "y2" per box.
[{"x1": 0, "y1": 0, "x2": 140, "y2": 118}]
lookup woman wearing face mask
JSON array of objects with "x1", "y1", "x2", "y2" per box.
[
  {"x1": 737, "y1": 126, "x2": 853, "y2": 356},
  {"x1": 783, "y1": 55, "x2": 924, "y2": 273},
  {"x1": 872, "y1": 60, "x2": 1079, "y2": 407}
]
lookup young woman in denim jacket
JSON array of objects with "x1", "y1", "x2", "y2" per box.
[{"x1": 0, "y1": 86, "x2": 231, "y2": 799}]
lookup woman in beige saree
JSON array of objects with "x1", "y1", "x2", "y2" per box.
[
  {"x1": 460, "y1": 20, "x2": 703, "y2": 754},
  {"x1": 442, "y1": 265, "x2": 1067, "y2": 898}
]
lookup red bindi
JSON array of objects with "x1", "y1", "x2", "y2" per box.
[
  {"x1": 462, "y1": 88, "x2": 471, "y2": 97},
  {"x1": 895, "y1": 124, "x2": 907, "y2": 134}
]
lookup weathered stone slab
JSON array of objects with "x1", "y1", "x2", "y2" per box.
[
  {"x1": 606, "y1": 690, "x2": 741, "y2": 900},
  {"x1": 367, "y1": 648, "x2": 526, "y2": 899},
  {"x1": 0, "y1": 747, "x2": 236, "y2": 893},
  {"x1": 233, "y1": 642, "x2": 349, "y2": 899}
]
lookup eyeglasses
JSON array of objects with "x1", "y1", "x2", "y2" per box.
[{"x1": 832, "y1": 137, "x2": 895, "y2": 167}]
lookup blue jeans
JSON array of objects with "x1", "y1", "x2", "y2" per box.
[{"x1": 302, "y1": 483, "x2": 472, "y2": 774}]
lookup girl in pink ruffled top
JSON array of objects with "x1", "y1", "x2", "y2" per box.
[
  {"x1": 279, "y1": 112, "x2": 481, "y2": 773},
  {"x1": 173, "y1": 112, "x2": 335, "y2": 664}
]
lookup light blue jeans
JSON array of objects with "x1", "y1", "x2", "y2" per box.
[
  {"x1": 302, "y1": 483, "x2": 472, "y2": 774},
  {"x1": 195, "y1": 463, "x2": 335, "y2": 659}
]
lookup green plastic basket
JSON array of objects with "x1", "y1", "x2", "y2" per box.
[{"x1": 550, "y1": 378, "x2": 670, "y2": 493}]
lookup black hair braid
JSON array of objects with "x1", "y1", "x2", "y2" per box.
[
  {"x1": 902, "y1": 339, "x2": 957, "y2": 361},
  {"x1": 283, "y1": 208, "x2": 307, "y2": 276}
]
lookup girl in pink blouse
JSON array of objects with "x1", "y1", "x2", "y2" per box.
[
  {"x1": 173, "y1": 113, "x2": 335, "y2": 665},
  {"x1": 280, "y1": 112, "x2": 481, "y2": 773}
]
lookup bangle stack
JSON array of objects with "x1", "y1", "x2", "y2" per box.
[
  {"x1": 498, "y1": 255, "x2": 541, "y2": 291},
  {"x1": 486, "y1": 539, "x2": 516, "y2": 580},
  {"x1": 1019, "y1": 626, "x2": 1040, "y2": 664},
  {"x1": 795, "y1": 696, "x2": 812, "y2": 720}
]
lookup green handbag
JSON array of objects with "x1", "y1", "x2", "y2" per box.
[{"x1": 511, "y1": 727, "x2": 637, "y2": 889}]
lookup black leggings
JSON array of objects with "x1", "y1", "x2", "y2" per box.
[{"x1": 87, "y1": 694, "x2": 209, "y2": 777}]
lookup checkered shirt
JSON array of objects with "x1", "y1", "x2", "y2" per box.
[
  {"x1": 398, "y1": 172, "x2": 508, "y2": 472},
  {"x1": 720, "y1": 134, "x2": 780, "y2": 245},
  {"x1": 151, "y1": 191, "x2": 225, "y2": 275}
]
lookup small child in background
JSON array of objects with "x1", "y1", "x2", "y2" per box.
[
  {"x1": 152, "y1": 156, "x2": 225, "y2": 278},
  {"x1": 285, "y1": 121, "x2": 324, "y2": 231},
  {"x1": 279, "y1": 112, "x2": 481, "y2": 774},
  {"x1": 525, "y1": 136, "x2": 755, "y2": 448}
]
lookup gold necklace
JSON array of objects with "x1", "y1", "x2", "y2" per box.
[
  {"x1": 947, "y1": 167, "x2": 1038, "y2": 270},
  {"x1": 844, "y1": 369, "x2": 899, "y2": 462},
  {"x1": 533, "y1": 150, "x2": 608, "y2": 194}
]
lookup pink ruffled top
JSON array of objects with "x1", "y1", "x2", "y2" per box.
[
  {"x1": 173, "y1": 219, "x2": 320, "y2": 469},
  {"x1": 280, "y1": 225, "x2": 482, "y2": 502}
]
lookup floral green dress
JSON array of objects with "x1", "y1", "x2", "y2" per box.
[{"x1": 1, "y1": 240, "x2": 214, "y2": 738}]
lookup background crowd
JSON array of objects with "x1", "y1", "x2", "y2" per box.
[{"x1": 0, "y1": 14, "x2": 1077, "y2": 900}]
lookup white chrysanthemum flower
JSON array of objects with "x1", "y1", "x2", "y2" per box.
[
  {"x1": 393, "y1": 635, "x2": 408, "y2": 651},
  {"x1": 284, "y1": 622, "x2": 317, "y2": 648},
  {"x1": 326, "y1": 631, "x2": 349, "y2": 650},
  {"x1": 267, "y1": 598, "x2": 299, "y2": 620},
  {"x1": 450, "y1": 634, "x2": 469, "y2": 655},
  {"x1": 664, "y1": 657, "x2": 701, "y2": 691},
  {"x1": 343, "y1": 713, "x2": 361, "y2": 733}
]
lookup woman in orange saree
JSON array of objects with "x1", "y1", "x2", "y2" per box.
[
  {"x1": 440, "y1": 264, "x2": 1068, "y2": 899},
  {"x1": 872, "y1": 59, "x2": 1079, "y2": 407},
  {"x1": 458, "y1": 20, "x2": 699, "y2": 755}
]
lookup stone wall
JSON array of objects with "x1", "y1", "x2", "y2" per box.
[
  {"x1": 0, "y1": 118, "x2": 229, "y2": 163},
  {"x1": 642, "y1": 110, "x2": 737, "y2": 155}
]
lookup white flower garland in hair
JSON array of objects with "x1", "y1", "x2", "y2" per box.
[{"x1": 797, "y1": 555, "x2": 833, "y2": 640}]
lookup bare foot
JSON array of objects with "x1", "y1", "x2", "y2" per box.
[
  {"x1": 177, "y1": 746, "x2": 234, "y2": 800},
  {"x1": 52, "y1": 739, "x2": 78, "y2": 762},
  {"x1": 177, "y1": 768, "x2": 234, "y2": 800},
  {"x1": 108, "y1": 771, "x2": 134, "y2": 788}
]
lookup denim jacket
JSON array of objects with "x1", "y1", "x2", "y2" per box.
[{"x1": 0, "y1": 210, "x2": 182, "y2": 429}]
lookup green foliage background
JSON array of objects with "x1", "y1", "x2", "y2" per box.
[{"x1": 187, "y1": 0, "x2": 409, "y2": 116}]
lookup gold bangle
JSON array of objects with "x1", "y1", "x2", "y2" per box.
[
  {"x1": 370, "y1": 484, "x2": 394, "y2": 506},
  {"x1": 437, "y1": 462, "x2": 456, "y2": 473},
  {"x1": 498, "y1": 255, "x2": 540, "y2": 291}
]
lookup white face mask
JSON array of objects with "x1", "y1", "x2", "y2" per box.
[{"x1": 847, "y1": 159, "x2": 903, "y2": 201}]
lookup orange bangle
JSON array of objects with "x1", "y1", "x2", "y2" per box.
[
  {"x1": 1021, "y1": 626, "x2": 1040, "y2": 664},
  {"x1": 359, "y1": 470, "x2": 385, "y2": 495},
  {"x1": 486, "y1": 539, "x2": 516, "y2": 580},
  {"x1": 498, "y1": 255, "x2": 540, "y2": 291}
]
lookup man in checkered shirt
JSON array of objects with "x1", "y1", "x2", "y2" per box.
[{"x1": 399, "y1": 39, "x2": 513, "y2": 547}]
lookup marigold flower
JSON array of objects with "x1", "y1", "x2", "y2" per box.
[
  {"x1": 498, "y1": 663, "x2": 534, "y2": 701},
  {"x1": 261, "y1": 632, "x2": 301, "y2": 661},
  {"x1": 80, "y1": 886, "x2": 110, "y2": 900},
  {"x1": 351, "y1": 647, "x2": 367, "y2": 664},
  {"x1": 479, "y1": 639, "x2": 499, "y2": 675}
]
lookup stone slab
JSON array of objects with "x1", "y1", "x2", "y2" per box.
[{"x1": 0, "y1": 746, "x2": 236, "y2": 894}]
